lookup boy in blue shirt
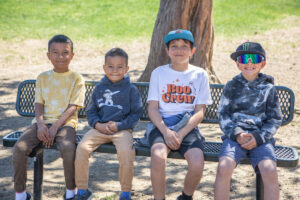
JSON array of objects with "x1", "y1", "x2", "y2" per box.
[
  {"x1": 74, "y1": 48, "x2": 142, "y2": 200},
  {"x1": 214, "y1": 42, "x2": 282, "y2": 200},
  {"x1": 147, "y1": 29, "x2": 212, "y2": 200}
]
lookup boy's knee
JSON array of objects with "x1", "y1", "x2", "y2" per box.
[
  {"x1": 151, "y1": 148, "x2": 167, "y2": 169},
  {"x1": 76, "y1": 143, "x2": 90, "y2": 158},
  {"x1": 185, "y1": 148, "x2": 204, "y2": 169},
  {"x1": 13, "y1": 141, "x2": 28, "y2": 154},
  {"x1": 259, "y1": 160, "x2": 277, "y2": 177},
  {"x1": 60, "y1": 141, "x2": 76, "y2": 153},
  {"x1": 217, "y1": 157, "x2": 235, "y2": 176}
]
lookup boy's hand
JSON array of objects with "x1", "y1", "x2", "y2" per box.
[
  {"x1": 106, "y1": 121, "x2": 118, "y2": 133},
  {"x1": 47, "y1": 125, "x2": 58, "y2": 148},
  {"x1": 163, "y1": 129, "x2": 181, "y2": 150},
  {"x1": 237, "y1": 132, "x2": 252, "y2": 145},
  {"x1": 37, "y1": 123, "x2": 50, "y2": 143},
  {"x1": 95, "y1": 122, "x2": 113, "y2": 135},
  {"x1": 174, "y1": 132, "x2": 184, "y2": 150},
  {"x1": 241, "y1": 134, "x2": 257, "y2": 150}
]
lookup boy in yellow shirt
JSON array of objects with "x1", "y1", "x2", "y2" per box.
[{"x1": 13, "y1": 34, "x2": 85, "y2": 200}]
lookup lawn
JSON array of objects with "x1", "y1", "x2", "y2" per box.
[{"x1": 0, "y1": 0, "x2": 299, "y2": 41}]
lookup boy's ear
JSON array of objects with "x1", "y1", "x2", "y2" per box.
[
  {"x1": 191, "y1": 47, "x2": 196, "y2": 54},
  {"x1": 47, "y1": 52, "x2": 50, "y2": 60},
  {"x1": 126, "y1": 66, "x2": 130, "y2": 73},
  {"x1": 261, "y1": 61, "x2": 266, "y2": 69},
  {"x1": 165, "y1": 48, "x2": 169, "y2": 54}
]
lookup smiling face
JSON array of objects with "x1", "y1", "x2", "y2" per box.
[
  {"x1": 103, "y1": 56, "x2": 129, "y2": 83},
  {"x1": 47, "y1": 42, "x2": 74, "y2": 73},
  {"x1": 166, "y1": 39, "x2": 196, "y2": 70},
  {"x1": 236, "y1": 60, "x2": 266, "y2": 82}
]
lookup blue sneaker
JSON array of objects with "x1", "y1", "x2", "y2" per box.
[
  {"x1": 119, "y1": 191, "x2": 132, "y2": 200},
  {"x1": 74, "y1": 189, "x2": 93, "y2": 200}
]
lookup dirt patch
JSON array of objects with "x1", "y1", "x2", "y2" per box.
[{"x1": 0, "y1": 18, "x2": 299, "y2": 199}]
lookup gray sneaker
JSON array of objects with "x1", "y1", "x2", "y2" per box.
[{"x1": 74, "y1": 189, "x2": 93, "y2": 200}]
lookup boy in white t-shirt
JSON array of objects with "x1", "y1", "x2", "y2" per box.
[{"x1": 147, "y1": 29, "x2": 212, "y2": 200}]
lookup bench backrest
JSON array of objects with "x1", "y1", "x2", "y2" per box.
[{"x1": 16, "y1": 80, "x2": 295, "y2": 125}]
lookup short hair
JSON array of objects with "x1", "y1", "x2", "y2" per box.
[
  {"x1": 166, "y1": 39, "x2": 193, "y2": 49},
  {"x1": 48, "y1": 34, "x2": 73, "y2": 52},
  {"x1": 105, "y1": 48, "x2": 128, "y2": 66}
]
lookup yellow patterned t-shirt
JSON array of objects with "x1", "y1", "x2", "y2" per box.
[{"x1": 33, "y1": 70, "x2": 85, "y2": 128}]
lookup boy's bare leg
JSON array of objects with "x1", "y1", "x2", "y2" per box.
[
  {"x1": 214, "y1": 156, "x2": 236, "y2": 200},
  {"x1": 150, "y1": 143, "x2": 169, "y2": 200},
  {"x1": 258, "y1": 159, "x2": 279, "y2": 200},
  {"x1": 183, "y1": 148, "x2": 204, "y2": 195}
]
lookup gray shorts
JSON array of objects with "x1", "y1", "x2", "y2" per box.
[
  {"x1": 148, "y1": 127, "x2": 204, "y2": 157},
  {"x1": 219, "y1": 139, "x2": 276, "y2": 173}
]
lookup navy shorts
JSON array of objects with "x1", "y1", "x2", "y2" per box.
[
  {"x1": 148, "y1": 127, "x2": 204, "y2": 157},
  {"x1": 219, "y1": 139, "x2": 276, "y2": 172}
]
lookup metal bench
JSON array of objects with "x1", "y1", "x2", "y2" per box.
[{"x1": 3, "y1": 79, "x2": 299, "y2": 200}]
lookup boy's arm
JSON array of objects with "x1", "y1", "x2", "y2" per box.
[
  {"x1": 86, "y1": 89, "x2": 102, "y2": 128},
  {"x1": 47, "y1": 104, "x2": 77, "y2": 147},
  {"x1": 116, "y1": 87, "x2": 143, "y2": 131},
  {"x1": 252, "y1": 87, "x2": 282, "y2": 146},
  {"x1": 148, "y1": 100, "x2": 180, "y2": 150},
  {"x1": 176, "y1": 104, "x2": 206, "y2": 141},
  {"x1": 218, "y1": 85, "x2": 245, "y2": 141},
  {"x1": 35, "y1": 103, "x2": 50, "y2": 144}
]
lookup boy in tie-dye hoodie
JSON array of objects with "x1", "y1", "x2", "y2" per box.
[{"x1": 214, "y1": 42, "x2": 282, "y2": 200}]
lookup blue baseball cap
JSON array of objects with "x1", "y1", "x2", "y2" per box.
[{"x1": 163, "y1": 29, "x2": 194, "y2": 46}]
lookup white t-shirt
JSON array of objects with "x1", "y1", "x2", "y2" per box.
[{"x1": 147, "y1": 64, "x2": 212, "y2": 117}]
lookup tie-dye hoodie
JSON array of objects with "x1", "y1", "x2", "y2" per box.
[{"x1": 218, "y1": 73, "x2": 282, "y2": 146}]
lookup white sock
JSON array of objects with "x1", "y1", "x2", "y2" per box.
[
  {"x1": 66, "y1": 189, "x2": 75, "y2": 199},
  {"x1": 15, "y1": 191, "x2": 26, "y2": 200}
]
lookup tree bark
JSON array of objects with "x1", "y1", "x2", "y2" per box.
[{"x1": 138, "y1": 0, "x2": 220, "y2": 83}]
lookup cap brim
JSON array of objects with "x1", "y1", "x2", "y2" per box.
[
  {"x1": 164, "y1": 34, "x2": 194, "y2": 45},
  {"x1": 230, "y1": 50, "x2": 266, "y2": 61}
]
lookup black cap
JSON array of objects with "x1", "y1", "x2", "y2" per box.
[{"x1": 230, "y1": 42, "x2": 266, "y2": 61}]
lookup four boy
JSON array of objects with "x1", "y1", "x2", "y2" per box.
[{"x1": 12, "y1": 31, "x2": 282, "y2": 200}]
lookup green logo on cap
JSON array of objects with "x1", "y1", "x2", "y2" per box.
[{"x1": 243, "y1": 43, "x2": 250, "y2": 50}]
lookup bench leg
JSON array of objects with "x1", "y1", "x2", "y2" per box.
[
  {"x1": 256, "y1": 173, "x2": 264, "y2": 200},
  {"x1": 33, "y1": 149, "x2": 43, "y2": 200}
]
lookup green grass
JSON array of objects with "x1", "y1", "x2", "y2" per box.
[
  {"x1": 214, "y1": 0, "x2": 300, "y2": 37},
  {"x1": 0, "y1": 0, "x2": 159, "y2": 41},
  {"x1": 0, "y1": 0, "x2": 299, "y2": 41}
]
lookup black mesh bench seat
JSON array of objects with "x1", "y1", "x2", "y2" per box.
[
  {"x1": 3, "y1": 131, "x2": 298, "y2": 168},
  {"x1": 2, "y1": 80, "x2": 299, "y2": 200}
]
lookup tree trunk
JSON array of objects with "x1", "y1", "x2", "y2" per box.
[{"x1": 138, "y1": 0, "x2": 220, "y2": 83}]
